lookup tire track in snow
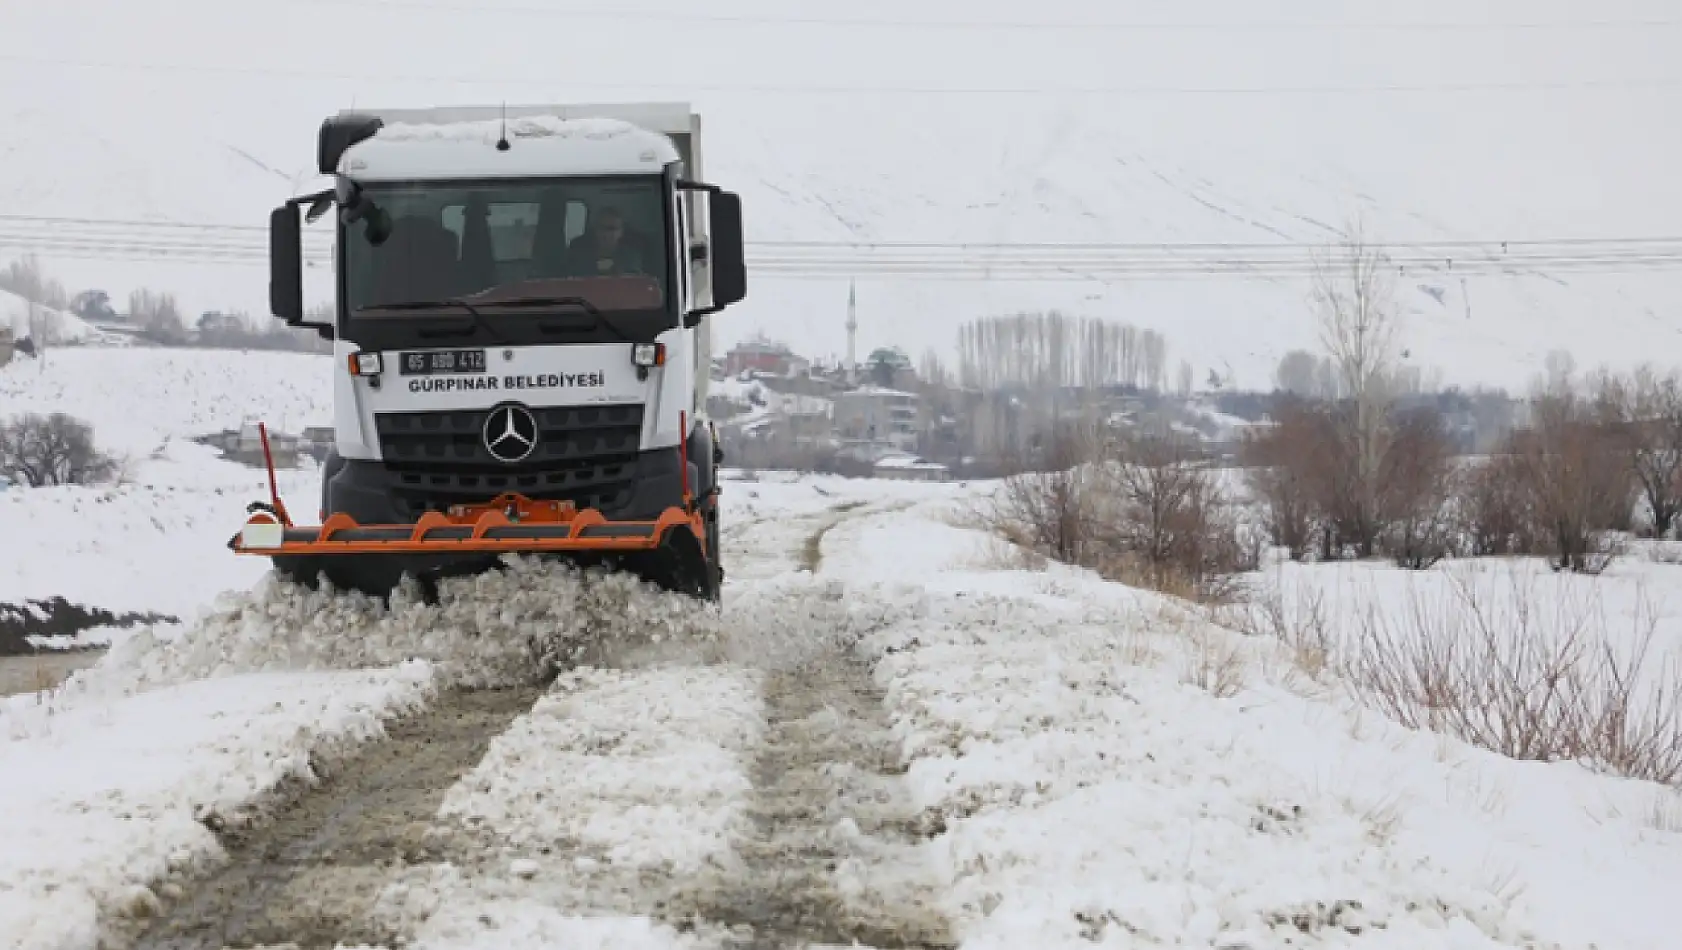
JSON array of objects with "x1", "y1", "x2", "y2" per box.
[
  {"x1": 679, "y1": 507, "x2": 956, "y2": 950},
  {"x1": 119, "y1": 685, "x2": 545, "y2": 950},
  {"x1": 685, "y1": 649, "x2": 955, "y2": 950}
]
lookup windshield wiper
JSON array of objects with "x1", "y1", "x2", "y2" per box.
[
  {"x1": 487, "y1": 295, "x2": 602, "y2": 316},
  {"x1": 483, "y1": 295, "x2": 642, "y2": 343},
  {"x1": 354, "y1": 298, "x2": 510, "y2": 346},
  {"x1": 358, "y1": 294, "x2": 647, "y2": 344}
]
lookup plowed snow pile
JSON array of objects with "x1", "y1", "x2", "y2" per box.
[{"x1": 0, "y1": 556, "x2": 731, "y2": 950}]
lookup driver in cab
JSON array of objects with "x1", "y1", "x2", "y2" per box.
[{"x1": 561, "y1": 207, "x2": 646, "y2": 277}]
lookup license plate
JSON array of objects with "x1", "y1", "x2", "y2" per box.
[{"x1": 399, "y1": 349, "x2": 488, "y2": 375}]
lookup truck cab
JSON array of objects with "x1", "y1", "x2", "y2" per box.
[{"x1": 262, "y1": 103, "x2": 745, "y2": 599}]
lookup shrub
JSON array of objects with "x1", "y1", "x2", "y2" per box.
[{"x1": 0, "y1": 413, "x2": 120, "y2": 487}]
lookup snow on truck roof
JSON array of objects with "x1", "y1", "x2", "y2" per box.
[{"x1": 338, "y1": 113, "x2": 684, "y2": 182}]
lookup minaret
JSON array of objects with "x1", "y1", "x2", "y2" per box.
[{"x1": 845, "y1": 280, "x2": 858, "y2": 383}]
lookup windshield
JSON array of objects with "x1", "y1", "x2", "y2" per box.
[{"x1": 342, "y1": 176, "x2": 670, "y2": 315}]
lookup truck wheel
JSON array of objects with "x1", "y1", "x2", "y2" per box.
[{"x1": 704, "y1": 497, "x2": 723, "y2": 600}]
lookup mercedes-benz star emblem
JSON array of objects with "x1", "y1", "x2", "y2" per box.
[{"x1": 482, "y1": 404, "x2": 539, "y2": 463}]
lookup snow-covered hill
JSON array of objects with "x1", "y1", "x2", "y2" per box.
[
  {"x1": 1, "y1": 0, "x2": 1677, "y2": 390},
  {"x1": 0, "y1": 289, "x2": 106, "y2": 346}
]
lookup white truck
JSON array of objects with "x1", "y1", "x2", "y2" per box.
[{"x1": 240, "y1": 102, "x2": 746, "y2": 602}]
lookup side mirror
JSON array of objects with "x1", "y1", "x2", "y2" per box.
[
  {"x1": 269, "y1": 205, "x2": 304, "y2": 324},
  {"x1": 708, "y1": 189, "x2": 746, "y2": 308}
]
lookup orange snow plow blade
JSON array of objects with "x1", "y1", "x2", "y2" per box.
[{"x1": 229, "y1": 493, "x2": 704, "y2": 557}]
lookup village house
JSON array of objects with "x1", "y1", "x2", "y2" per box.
[
  {"x1": 724, "y1": 334, "x2": 801, "y2": 377},
  {"x1": 872, "y1": 454, "x2": 951, "y2": 482},
  {"x1": 833, "y1": 385, "x2": 921, "y2": 453}
]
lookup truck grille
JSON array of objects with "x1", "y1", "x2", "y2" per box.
[{"x1": 373, "y1": 404, "x2": 644, "y2": 516}]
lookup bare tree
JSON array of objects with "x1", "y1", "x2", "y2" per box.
[
  {"x1": 917, "y1": 348, "x2": 951, "y2": 390},
  {"x1": 1119, "y1": 324, "x2": 1141, "y2": 388},
  {"x1": 0, "y1": 413, "x2": 120, "y2": 487},
  {"x1": 987, "y1": 424, "x2": 1103, "y2": 565},
  {"x1": 1141, "y1": 329, "x2": 1167, "y2": 392},
  {"x1": 1274, "y1": 349, "x2": 1320, "y2": 397},
  {"x1": 1510, "y1": 391, "x2": 1634, "y2": 573},
  {"x1": 1379, "y1": 406, "x2": 1458, "y2": 568},
  {"x1": 1540, "y1": 349, "x2": 1577, "y2": 399},
  {"x1": 128, "y1": 288, "x2": 184, "y2": 335},
  {"x1": 1310, "y1": 222, "x2": 1402, "y2": 555},
  {"x1": 1597, "y1": 367, "x2": 1682, "y2": 537},
  {"x1": 956, "y1": 311, "x2": 1171, "y2": 399},
  {"x1": 1455, "y1": 451, "x2": 1534, "y2": 556},
  {"x1": 1239, "y1": 404, "x2": 1320, "y2": 560},
  {"x1": 1243, "y1": 393, "x2": 1445, "y2": 564},
  {"x1": 1102, "y1": 432, "x2": 1247, "y2": 599}
]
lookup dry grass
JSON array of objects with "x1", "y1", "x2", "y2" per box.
[
  {"x1": 1348, "y1": 570, "x2": 1682, "y2": 784},
  {"x1": 1241, "y1": 565, "x2": 1682, "y2": 787},
  {"x1": 1218, "y1": 578, "x2": 1334, "y2": 681},
  {"x1": 1115, "y1": 625, "x2": 1162, "y2": 668},
  {"x1": 1179, "y1": 626, "x2": 1248, "y2": 699},
  {"x1": 1145, "y1": 597, "x2": 1249, "y2": 697}
]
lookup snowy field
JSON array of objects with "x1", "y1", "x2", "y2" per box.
[
  {"x1": 0, "y1": 347, "x2": 332, "y2": 616},
  {"x1": 3, "y1": 459, "x2": 1681, "y2": 946},
  {"x1": 1243, "y1": 554, "x2": 1682, "y2": 691},
  {"x1": 6, "y1": 349, "x2": 1682, "y2": 947}
]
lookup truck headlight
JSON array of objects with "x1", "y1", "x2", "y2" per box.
[
  {"x1": 632, "y1": 343, "x2": 666, "y2": 368},
  {"x1": 350, "y1": 352, "x2": 383, "y2": 376}
]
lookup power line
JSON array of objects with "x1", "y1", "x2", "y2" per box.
[
  {"x1": 1, "y1": 53, "x2": 1674, "y2": 96},
  {"x1": 5, "y1": 214, "x2": 1679, "y2": 253},
  {"x1": 5, "y1": 236, "x2": 1679, "y2": 281},
  {"x1": 754, "y1": 236, "x2": 1682, "y2": 252},
  {"x1": 7, "y1": 215, "x2": 1681, "y2": 283},
  {"x1": 267, "y1": 0, "x2": 1682, "y2": 33}
]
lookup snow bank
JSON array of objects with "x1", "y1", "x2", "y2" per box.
[
  {"x1": 26, "y1": 554, "x2": 730, "y2": 708},
  {"x1": 0, "y1": 662, "x2": 434, "y2": 950},
  {"x1": 826, "y1": 496, "x2": 1682, "y2": 950}
]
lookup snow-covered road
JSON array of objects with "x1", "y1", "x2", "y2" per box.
[{"x1": 6, "y1": 469, "x2": 1682, "y2": 949}]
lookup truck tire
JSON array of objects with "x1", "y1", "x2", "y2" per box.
[
  {"x1": 685, "y1": 419, "x2": 723, "y2": 602},
  {"x1": 701, "y1": 494, "x2": 723, "y2": 602}
]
